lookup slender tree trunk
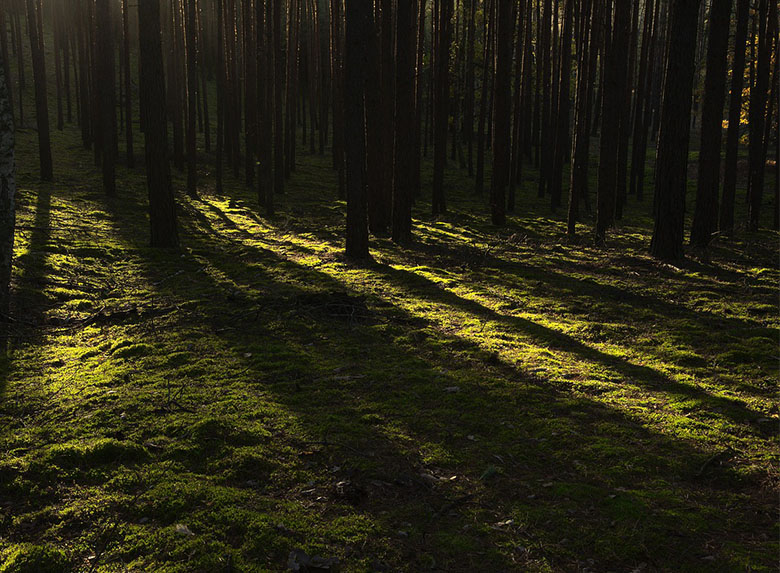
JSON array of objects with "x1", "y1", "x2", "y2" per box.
[
  {"x1": 475, "y1": 0, "x2": 494, "y2": 195},
  {"x1": 244, "y1": 0, "x2": 257, "y2": 186},
  {"x1": 0, "y1": 53, "x2": 15, "y2": 353},
  {"x1": 0, "y1": 6, "x2": 14, "y2": 128},
  {"x1": 95, "y1": 0, "x2": 116, "y2": 195},
  {"x1": 274, "y1": 0, "x2": 285, "y2": 194},
  {"x1": 432, "y1": 0, "x2": 452, "y2": 215},
  {"x1": 412, "y1": 0, "x2": 427, "y2": 198},
  {"x1": 650, "y1": 0, "x2": 701, "y2": 260},
  {"x1": 26, "y1": 0, "x2": 52, "y2": 180},
  {"x1": 216, "y1": 0, "x2": 224, "y2": 193},
  {"x1": 690, "y1": 0, "x2": 732, "y2": 247},
  {"x1": 186, "y1": 0, "x2": 199, "y2": 197},
  {"x1": 366, "y1": 4, "x2": 385, "y2": 234},
  {"x1": 614, "y1": 0, "x2": 638, "y2": 220},
  {"x1": 595, "y1": 0, "x2": 630, "y2": 245},
  {"x1": 550, "y1": 0, "x2": 572, "y2": 213},
  {"x1": 463, "y1": 0, "x2": 476, "y2": 176},
  {"x1": 344, "y1": 0, "x2": 369, "y2": 259},
  {"x1": 747, "y1": 0, "x2": 771, "y2": 231},
  {"x1": 491, "y1": 0, "x2": 512, "y2": 226},
  {"x1": 508, "y1": 0, "x2": 525, "y2": 211},
  {"x1": 393, "y1": 0, "x2": 416, "y2": 244},
  {"x1": 139, "y1": 0, "x2": 178, "y2": 248},
  {"x1": 122, "y1": 0, "x2": 134, "y2": 167},
  {"x1": 567, "y1": 0, "x2": 593, "y2": 236}
]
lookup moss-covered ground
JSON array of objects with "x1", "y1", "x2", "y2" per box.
[{"x1": 0, "y1": 108, "x2": 778, "y2": 571}]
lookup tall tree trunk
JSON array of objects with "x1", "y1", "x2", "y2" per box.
[
  {"x1": 690, "y1": 0, "x2": 732, "y2": 247},
  {"x1": 0, "y1": 53, "x2": 15, "y2": 353},
  {"x1": 432, "y1": 0, "x2": 452, "y2": 215},
  {"x1": 216, "y1": 0, "x2": 224, "y2": 193},
  {"x1": 629, "y1": 0, "x2": 655, "y2": 200},
  {"x1": 95, "y1": 0, "x2": 116, "y2": 195},
  {"x1": 463, "y1": 0, "x2": 476, "y2": 176},
  {"x1": 567, "y1": 0, "x2": 593, "y2": 236},
  {"x1": 274, "y1": 0, "x2": 285, "y2": 194},
  {"x1": 366, "y1": 4, "x2": 384, "y2": 234},
  {"x1": 0, "y1": 6, "x2": 14, "y2": 128},
  {"x1": 393, "y1": 0, "x2": 416, "y2": 244},
  {"x1": 186, "y1": 0, "x2": 199, "y2": 197},
  {"x1": 344, "y1": 0, "x2": 369, "y2": 259},
  {"x1": 550, "y1": 0, "x2": 572, "y2": 213},
  {"x1": 244, "y1": 0, "x2": 257, "y2": 186},
  {"x1": 491, "y1": 0, "x2": 512, "y2": 226},
  {"x1": 614, "y1": 0, "x2": 638, "y2": 220},
  {"x1": 747, "y1": 0, "x2": 771, "y2": 231},
  {"x1": 475, "y1": 0, "x2": 494, "y2": 195},
  {"x1": 122, "y1": 0, "x2": 134, "y2": 167},
  {"x1": 139, "y1": 0, "x2": 179, "y2": 248},
  {"x1": 595, "y1": 0, "x2": 630, "y2": 245},
  {"x1": 650, "y1": 0, "x2": 701, "y2": 260},
  {"x1": 26, "y1": 0, "x2": 52, "y2": 180}
]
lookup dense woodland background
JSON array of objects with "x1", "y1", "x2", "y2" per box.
[{"x1": 0, "y1": 0, "x2": 778, "y2": 571}]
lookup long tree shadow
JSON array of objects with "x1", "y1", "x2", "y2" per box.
[
  {"x1": 186, "y1": 191, "x2": 773, "y2": 427},
  {"x1": 167, "y1": 200, "x2": 775, "y2": 570},
  {"x1": 367, "y1": 261, "x2": 767, "y2": 425},
  {"x1": 21, "y1": 177, "x2": 773, "y2": 571}
]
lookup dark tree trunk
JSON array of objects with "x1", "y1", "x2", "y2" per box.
[
  {"x1": 186, "y1": 0, "x2": 199, "y2": 198},
  {"x1": 95, "y1": 0, "x2": 116, "y2": 195},
  {"x1": 491, "y1": 0, "x2": 512, "y2": 226},
  {"x1": 690, "y1": 0, "x2": 732, "y2": 247},
  {"x1": 537, "y1": 0, "x2": 551, "y2": 198},
  {"x1": 650, "y1": 0, "x2": 701, "y2": 261},
  {"x1": 629, "y1": 0, "x2": 656, "y2": 201},
  {"x1": 550, "y1": 0, "x2": 572, "y2": 213},
  {"x1": 475, "y1": 0, "x2": 494, "y2": 195},
  {"x1": 463, "y1": 0, "x2": 476, "y2": 176},
  {"x1": 344, "y1": 0, "x2": 369, "y2": 259},
  {"x1": 26, "y1": 0, "x2": 52, "y2": 180},
  {"x1": 508, "y1": 0, "x2": 525, "y2": 212},
  {"x1": 614, "y1": 0, "x2": 638, "y2": 220},
  {"x1": 244, "y1": 0, "x2": 257, "y2": 187},
  {"x1": 0, "y1": 53, "x2": 15, "y2": 353},
  {"x1": 0, "y1": 6, "x2": 14, "y2": 128},
  {"x1": 567, "y1": 0, "x2": 593, "y2": 237},
  {"x1": 273, "y1": 0, "x2": 285, "y2": 195},
  {"x1": 139, "y1": 0, "x2": 179, "y2": 248},
  {"x1": 393, "y1": 0, "x2": 416, "y2": 244},
  {"x1": 747, "y1": 0, "x2": 771, "y2": 231},
  {"x1": 122, "y1": 0, "x2": 134, "y2": 167},
  {"x1": 216, "y1": 0, "x2": 224, "y2": 193},
  {"x1": 432, "y1": 0, "x2": 452, "y2": 215},
  {"x1": 365, "y1": 4, "x2": 384, "y2": 234},
  {"x1": 595, "y1": 0, "x2": 630, "y2": 245}
]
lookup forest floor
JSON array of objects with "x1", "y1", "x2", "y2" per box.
[{"x1": 0, "y1": 127, "x2": 778, "y2": 572}]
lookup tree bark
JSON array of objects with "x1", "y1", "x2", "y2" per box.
[
  {"x1": 344, "y1": 0, "x2": 369, "y2": 259},
  {"x1": 650, "y1": 0, "x2": 701, "y2": 260},
  {"x1": 139, "y1": 0, "x2": 179, "y2": 248},
  {"x1": 747, "y1": 0, "x2": 771, "y2": 231},
  {"x1": 595, "y1": 0, "x2": 630, "y2": 245},
  {"x1": 0, "y1": 52, "x2": 15, "y2": 353},
  {"x1": 491, "y1": 0, "x2": 512, "y2": 226},
  {"x1": 393, "y1": 0, "x2": 416, "y2": 244},
  {"x1": 95, "y1": 0, "x2": 116, "y2": 195},
  {"x1": 26, "y1": 0, "x2": 52, "y2": 180},
  {"x1": 432, "y1": 0, "x2": 452, "y2": 215},
  {"x1": 690, "y1": 0, "x2": 732, "y2": 247}
]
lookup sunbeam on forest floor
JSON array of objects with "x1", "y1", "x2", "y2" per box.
[{"x1": 1, "y1": 138, "x2": 778, "y2": 572}]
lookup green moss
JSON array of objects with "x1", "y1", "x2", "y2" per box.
[{"x1": 0, "y1": 544, "x2": 71, "y2": 573}]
